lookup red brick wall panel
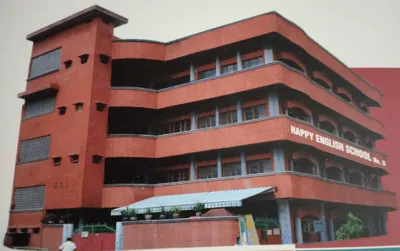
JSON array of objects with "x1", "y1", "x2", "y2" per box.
[
  {"x1": 8, "y1": 212, "x2": 43, "y2": 228},
  {"x1": 41, "y1": 225, "x2": 63, "y2": 251},
  {"x1": 101, "y1": 186, "x2": 154, "y2": 208},
  {"x1": 123, "y1": 218, "x2": 238, "y2": 249}
]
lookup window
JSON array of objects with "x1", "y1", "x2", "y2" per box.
[
  {"x1": 24, "y1": 96, "x2": 56, "y2": 120},
  {"x1": 222, "y1": 162, "x2": 241, "y2": 177},
  {"x1": 219, "y1": 110, "x2": 237, "y2": 125},
  {"x1": 243, "y1": 57, "x2": 263, "y2": 69},
  {"x1": 243, "y1": 105, "x2": 266, "y2": 121},
  {"x1": 167, "y1": 169, "x2": 189, "y2": 182},
  {"x1": 14, "y1": 186, "x2": 45, "y2": 211},
  {"x1": 92, "y1": 155, "x2": 102, "y2": 164},
  {"x1": 319, "y1": 121, "x2": 336, "y2": 134},
  {"x1": 57, "y1": 106, "x2": 67, "y2": 115},
  {"x1": 199, "y1": 115, "x2": 216, "y2": 129},
  {"x1": 325, "y1": 166, "x2": 342, "y2": 181},
  {"x1": 302, "y1": 222, "x2": 315, "y2": 233},
  {"x1": 161, "y1": 119, "x2": 191, "y2": 134},
  {"x1": 248, "y1": 159, "x2": 272, "y2": 174},
  {"x1": 29, "y1": 48, "x2": 61, "y2": 79},
  {"x1": 32, "y1": 228, "x2": 40, "y2": 234},
  {"x1": 198, "y1": 165, "x2": 218, "y2": 179},
  {"x1": 21, "y1": 228, "x2": 28, "y2": 233},
  {"x1": 18, "y1": 136, "x2": 51, "y2": 164},
  {"x1": 64, "y1": 60, "x2": 72, "y2": 69},
  {"x1": 343, "y1": 131, "x2": 357, "y2": 143},
  {"x1": 198, "y1": 69, "x2": 216, "y2": 80},
  {"x1": 288, "y1": 107, "x2": 311, "y2": 123},
  {"x1": 79, "y1": 54, "x2": 89, "y2": 64},
  {"x1": 99, "y1": 54, "x2": 110, "y2": 64},
  {"x1": 74, "y1": 102, "x2": 84, "y2": 111},
  {"x1": 312, "y1": 78, "x2": 330, "y2": 89},
  {"x1": 52, "y1": 157, "x2": 61, "y2": 166},
  {"x1": 293, "y1": 158, "x2": 315, "y2": 175},
  {"x1": 69, "y1": 154, "x2": 79, "y2": 164},
  {"x1": 221, "y1": 63, "x2": 237, "y2": 74},
  {"x1": 96, "y1": 102, "x2": 107, "y2": 112}
]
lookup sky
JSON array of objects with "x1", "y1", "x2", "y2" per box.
[{"x1": 0, "y1": 0, "x2": 399, "y2": 243}]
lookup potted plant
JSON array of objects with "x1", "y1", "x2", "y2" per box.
[
  {"x1": 63, "y1": 213, "x2": 72, "y2": 223},
  {"x1": 193, "y1": 202, "x2": 205, "y2": 216},
  {"x1": 121, "y1": 208, "x2": 130, "y2": 221},
  {"x1": 171, "y1": 207, "x2": 181, "y2": 219},
  {"x1": 59, "y1": 215, "x2": 65, "y2": 224},
  {"x1": 128, "y1": 208, "x2": 137, "y2": 221},
  {"x1": 46, "y1": 213, "x2": 56, "y2": 224},
  {"x1": 144, "y1": 209, "x2": 152, "y2": 220},
  {"x1": 159, "y1": 207, "x2": 167, "y2": 219}
]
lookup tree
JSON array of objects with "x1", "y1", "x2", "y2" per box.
[{"x1": 336, "y1": 212, "x2": 364, "y2": 240}]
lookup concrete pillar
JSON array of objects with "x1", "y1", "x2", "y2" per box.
[
  {"x1": 320, "y1": 202, "x2": 328, "y2": 242},
  {"x1": 295, "y1": 217, "x2": 303, "y2": 244},
  {"x1": 268, "y1": 91, "x2": 280, "y2": 116},
  {"x1": 62, "y1": 224, "x2": 74, "y2": 243},
  {"x1": 340, "y1": 169, "x2": 345, "y2": 182},
  {"x1": 190, "y1": 155, "x2": 196, "y2": 180},
  {"x1": 315, "y1": 162, "x2": 320, "y2": 176},
  {"x1": 329, "y1": 219, "x2": 335, "y2": 241},
  {"x1": 115, "y1": 222, "x2": 123, "y2": 251},
  {"x1": 289, "y1": 159, "x2": 294, "y2": 171},
  {"x1": 236, "y1": 51, "x2": 243, "y2": 70},
  {"x1": 147, "y1": 122, "x2": 153, "y2": 135},
  {"x1": 237, "y1": 100, "x2": 243, "y2": 122},
  {"x1": 190, "y1": 62, "x2": 195, "y2": 81},
  {"x1": 217, "y1": 153, "x2": 222, "y2": 178},
  {"x1": 277, "y1": 199, "x2": 293, "y2": 244},
  {"x1": 216, "y1": 57, "x2": 221, "y2": 76},
  {"x1": 382, "y1": 212, "x2": 387, "y2": 234},
  {"x1": 191, "y1": 111, "x2": 197, "y2": 131},
  {"x1": 78, "y1": 215, "x2": 84, "y2": 232},
  {"x1": 273, "y1": 146, "x2": 286, "y2": 172},
  {"x1": 263, "y1": 43, "x2": 274, "y2": 64},
  {"x1": 215, "y1": 106, "x2": 220, "y2": 126},
  {"x1": 360, "y1": 173, "x2": 366, "y2": 186},
  {"x1": 240, "y1": 151, "x2": 247, "y2": 175},
  {"x1": 144, "y1": 171, "x2": 149, "y2": 184}
]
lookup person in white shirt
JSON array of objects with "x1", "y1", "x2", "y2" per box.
[{"x1": 59, "y1": 237, "x2": 77, "y2": 251}]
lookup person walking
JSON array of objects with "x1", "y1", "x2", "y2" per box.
[{"x1": 59, "y1": 237, "x2": 77, "y2": 251}]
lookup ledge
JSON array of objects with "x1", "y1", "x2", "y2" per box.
[
  {"x1": 18, "y1": 83, "x2": 59, "y2": 99},
  {"x1": 27, "y1": 5, "x2": 128, "y2": 42},
  {"x1": 121, "y1": 216, "x2": 238, "y2": 225}
]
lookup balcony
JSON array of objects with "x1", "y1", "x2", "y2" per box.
[{"x1": 106, "y1": 116, "x2": 387, "y2": 170}]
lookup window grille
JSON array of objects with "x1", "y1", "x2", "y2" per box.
[
  {"x1": 243, "y1": 105, "x2": 267, "y2": 121},
  {"x1": 19, "y1": 136, "x2": 51, "y2": 164},
  {"x1": 221, "y1": 63, "x2": 238, "y2": 74},
  {"x1": 24, "y1": 96, "x2": 56, "y2": 120},
  {"x1": 198, "y1": 69, "x2": 216, "y2": 79},
  {"x1": 243, "y1": 57, "x2": 263, "y2": 69},
  {"x1": 222, "y1": 162, "x2": 241, "y2": 177},
  {"x1": 198, "y1": 165, "x2": 218, "y2": 179},
  {"x1": 29, "y1": 48, "x2": 61, "y2": 78},
  {"x1": 13, "y1": 186, "x2": 45, "y2": 211}
]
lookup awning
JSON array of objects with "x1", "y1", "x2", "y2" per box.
[
  {"x1": 111, "y1": 187, "x2": 274, "y2": 216},
  {"x1": 18, "y1": 83, "x2": 59, "y2": 100}
]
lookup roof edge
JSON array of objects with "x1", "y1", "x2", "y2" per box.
[{"x1": 26, "y1": 5, "x2": 128, "y2": 42}]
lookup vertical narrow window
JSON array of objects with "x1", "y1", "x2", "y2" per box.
[
  {"x1": 29, "y1": 48, "x2": 61, "y2": 79},
  {"x1": 219, "y1": 110, "x2": 237, "y2": 125},
  {"x1": 198, "y1": 115, "x2": 216, "y2": 129},
  {"x1": 222, "y1": 162, "x2": 241, "y2": 177},
  {"x1": 198, "y1": 165, "x2": 218, "y2": 179}
]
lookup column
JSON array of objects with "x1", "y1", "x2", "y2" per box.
[
  {"x1": 236, "y1": 51, "x2": 243, "y2": 70},
  {"x1": 263, "y1": 42, "x2": 274, "y2": 64},
  {"x1": 115, "y1": 222, "x2": 123, "y2": 251},
  {"x1": 289, "y1": 159, "x2": 294, "y2": 171},
  {"x1": 320, "y1": 202, "x2": 328, "y2": 242},
  {"x1": 216, "y1": 57, "x2": 221, "y2": 76},
  {"x1": 273, "y1": 146, "x2": 286, "y2": 172},
  {"x1": 328, "y1": 219, "x2": 335, "y2": 241},
  {"x1": 295, "y1": 217, "x2": 303, "y2": 244},
  {"x1": 382, "y1": 211, "x2": 387, "y2": 235},
  {"x1": 268, "y1": 91, "x2": 279, "y2": 116},
  {"x1": 315, "y1": 162, "x2": 320, "y2": 176},
  {"x1": 190, "y1": 62, "x2": 195, "y2": 81},
  {"x1": 147, "y1": 122, "x2": 153, "y2": 135},
  {"x1": 215, "y1": 105, "x2": 220, "y2": 126},
  {"x1": 236, "y1": 100, "x2": 243, "y2": 122},
  {"x1": 367, "y1": 218, "x2": 373, "y2": 237},
  {"x1": 190, "y1": 155, "x2": 196, "y2": 180},
  {"x1": 360, "y1": 173, "x2": 366, "y2": 186},
  {"x1": 340, "y1": 169, "x2": 345, "y2": 182},
  {"x1": 144, "y1": 171, "x2": 149, "y2": 184},
  {"x1": 217, "y1": 153, "x2": 222, "y2": 178},
  {"x1": 277, "y1": 199, "x2": 293, "y2": 244},
  {"x1": 240, "y1": 151, "x2": 247, "y2": 175},
  {"x1": 191, "y1": 111, "x2": 197, "y2": 131},
  {"x1": 62, "y1": 224, "x2": 73, "y2": 243},
  {"x1": 78, "y1": 215, "x2": 84, "y2": 232}
]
